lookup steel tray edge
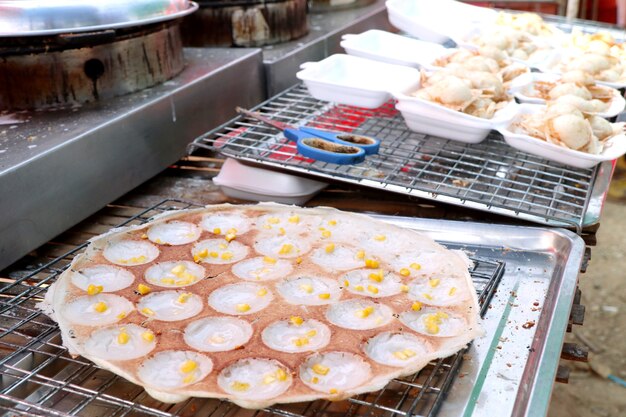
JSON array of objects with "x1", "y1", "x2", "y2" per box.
[{"x1": 371, "y1": 215, "x2": 585, "y2": 417}]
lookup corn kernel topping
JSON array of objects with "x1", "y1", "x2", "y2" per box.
[
  {"x1": 365, "y1": 259, "x2": 380, "y2": 269},
  {"x1": 429, "y1": 278, "x2": 440, "y2": 288},
  {"x1": 278, "y1": 244, "x2": 293, "y2": 255},
  {"x1": 399, "y1": 268, "x2": 410, "y2": 277},
  {"x1": 87, "y1": 284, "x2": 103, "y2": 295},
  {"x1": 449, "y1": 287, "x2": 457, "y2": 296},
  {"x1": 93, "y1": 302, "x2": 108, "y2": 313},
  {"x1": 290, "y1": 316, "x2": 304, "y2": 326},
  {"x1": 312, "y1": 364, "x2": 330, "y2": 375},
  {"x1": 142, "y1": 331, "x2": 155, "y2": 342},
  {"x1": 180, "y1": 360, "x2": 197, "y2": 374},
  {"x1": 257, "y1": 287, "x2": 268, "y2": 296},
  {"x1": 236, "y1": 303, "x2": 251, "y2": 312},
  {"x1": 318, "y1": 293, "x2": 331, "y2": 299},
  {"x1": 213, "y1": 227, "x2": 221, "y2": 234},
  {"x1": 231, "y1": 381, "x2": 250, "y2": 391},
  {"x1": 367, "y1": 285, "x2": 379, "y2": 294},
  {"x1": 410, "y1": 262, "x2": 421, "y2": 270},
  {"x1": 117, "y1": 332, "x2": 129, "y2": 345},
  {"x1": 325, "y1": 243, "x2": 335, "y2": 253},
  {"x1": 411, "y1": 301, "x2": 422, "y2": 311}
]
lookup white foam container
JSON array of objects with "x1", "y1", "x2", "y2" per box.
[
  {"x1": 296, "y1": 54, "x2": 421, "y2": 109},
  {"x1": 213, "y1": 158, "x2": 327, "y2": 205},
  {"x1": 508, "y1": 72, "x2": 626, "y2": 118},
  {"x1": 340, "y1": 30, "x2": 447, "y2": 69},
  {"x1": 393, "y1": 89, "x2": 520, "y2": 143},
  {"x1": 385, "y1": 0, "x2": 496, "y2": 44},
  {"x1": 497, "y1": 104, "x2": 626, "y2": 169}
]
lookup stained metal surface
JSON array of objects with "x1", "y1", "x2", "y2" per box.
[
  {"x1": 192, "y1": 85, "x2": 610, "y2": 233},
  {"x1": 0, "y1": 0, "x2": 198, "y2": 36},
  {"x1": 0, "y1": 198, "x2": 583, "y2": 417},
  {"x1": 0, "y1": 48, "x2": 265, "y2": 271},
  {"x1": 261, "y1": 0, "x2": 393, "y2": 96}
]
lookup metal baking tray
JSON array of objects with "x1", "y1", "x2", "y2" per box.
[
  {"x1": 0, "y1": 199, "x2": 584, "y2": 417},
  {"x1": 191, "y1": 85, "x2": 615, "y2": 234}
]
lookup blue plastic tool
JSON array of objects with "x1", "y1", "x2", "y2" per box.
[{"x1": 236, "y1": 107, "x2": 381, "y2": 165}]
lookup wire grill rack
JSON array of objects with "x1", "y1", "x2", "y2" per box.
[
  {"x1": 0, "y1": 199, "x2": 504, "y2": 417},
  {"x1": 191, "y1": 85, "x2": 600, "y2": 233}
]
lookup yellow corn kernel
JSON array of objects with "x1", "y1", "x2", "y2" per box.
[
  {"x1": 312, "y1": 364, "x2": 330, "y2": 375},
  {"x1": 278, "y1": 244, "x2": 293, "y2": 255},
  {"x1": 321, "y1": 230, "x2": 331, "y2": 238},
  {"x1": 399, "y1": 268, "x2": 411, "y2": 277},
  {"x1": 290, "y1": 316, "x2": 304, "y2": 326},
  {"x1": 219, "y1": 243, "x2": 227, "y2": 249},
  {"x1": 426, "y1": 322, "x2": 440, "y2": 334},
  {"x1": 210, "y1": 251, "x2": 219, "y2": 258},
  {"x1": 368, "y1": 270, "x2": 384, "y2": 283},
  {"x1": 367, "y1": 285, "x2": 379, "y2": 294},
  {"x1": 182, "y1": 374, "x2": 196, "y2": 384},
  {"x1": 257, "y1": 287, "x2": 268, "y2": 297},
  {"x1": 221, "y1": 252, "x2": 233, "y2": 260},
  {"x1": 180, "y1": 360, "x2": 197, "y2": 374},
  {"x1": 213, "y1": 227, "x2": 221, "y2": 234},
  {"x1": 225, "y1": 233, "x2": 236, "y2": 242},
  {"x1": 117, "y1": 311, "x2": 127, "y2": 319},
  {"x1": 403, "y1": 349, "x2": 416, "y2": 358},
  {"x1": 87, "y1": 284, "x2": 103, "y2": 295},
  {"x1": 93, "y1": 302, "x2": 108, "y2": 313},
  {"x1": 329, "y1": 388, "x2": 338, "y2": 394},
  {"x1": 263, "y1": 256, "x2": 277, "y2": 264},
  {"x1": 423, "y1": 293, "x2": 433, "y2": 300},
  {"x1": 328, "y1": 220, "x2": 337, "y2": 226},
  {"x1": 276, "y1": 368, "x2": 288, "y2": 381},
  {"x1": 231, "y1": 381, "x2": 250, "y2": 391},
  {"x1": 294, "y1": 337, "x2": 309, "y2": 347},
  {"x1": 175, "y1": 279, "x2": 192, "y2": 286},
  {"x1": 410, "y1": 262, "x2": 421, "y2": 270},
  {"x1": 160, "y1": 278, "x2": 175, "y2": 285},
  {"x1": 393, "y1": 351, "x2": 408, "y2": 360},
  {"x1": 236, "y1": 303, "x2": 251, "y2": 312},
  {"x1": 306, "y1": 329, "x2": 317, "y2": 337},
  {"x1": 141, "y1": 233, "x2": 148, "y2": 239},
  {"x1": 117, "y1": 332, "x2": 129, "y2": 345},
  {"x1": 154, "y1": 239, "x2": 163, "y2": 244},
  {"x1": 210, "y1": 335, "x2": 225, "y2": 344},
  {"x1": 429, "y1": 279, "x2": 440, "y2": 288},
  {"x1": 311, "y1": 376, "x2": 319, "y2": 384},
  {"x1": 142, "y1": 307, "x2": 155, "y2": 316},
  {"x1": 436, "y1": 311, "x2": 449, "y2": 319},
  {"x1": 374, "y1": 234, "x2": 386, "y2": 241},
  {"x1": 227, "y1": 228, "x2": 238, "y2": 235},
  {"x1": 354, "y1": 285, "x2": 364, "y2": 292},
  {"x1": 171, "y1": 264, "x2": 186, "y2": 275},
  {"x1": 177, "y1": 293, "x2": 192, "y2": 304},
  {"x1": 318, "y1": 293, "x2": 331, "y2": 299},
  {"x1": 400, "y1": 284, "x2": 410, "y2": 293},
  {"x1": 296, "y1": 257, "x2": 303, "y2": 264},
  {"x1": 263, "y1": 375, "x2": 276, "y2": 384},
  {"x1": 411, "y1": 301, "x2": 422, "y2": 311},
  {"x1": 356, "y1": 306, "x2": 375, "y2": 318},
  {"x1": 343, "y1": 280, "x2": 350, "y2": 287},
  {"x1": 449, "y1": 287, "x2": 457, "y2": 296},
  {"x1": 268, "y1": 217, "x2": 280, "y2": 224},
  {"x1": 325, "y1": 243, "x2": 335, "y2": 254},
  {"x1": 142, "y1": 331, "x2": 155, "y2": 342},
  {"x1": 299, "y1": 283, "x2": 313, "y2": 294},
  {"x1": 263, "y1": 224, "x2": 272, "y2": 230},
  {"x1": 194, "y1": 248, "x2": 209, "y2": 262},
  {"x1": 356, "y1": 249, "x2": 365, "y2": 259},
  {"x1": 278, "y1": 227, "x2": 286, "y2": 236},
  {"x1": 365, "y1": 259, "x2": 380, "y2": 269}
]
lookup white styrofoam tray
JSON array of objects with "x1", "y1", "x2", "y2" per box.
[
  {"x1": 385, "y1": 0, "x2": 496, "y2": 44},
  {"x1": 213, "y1": 158, "x2": 327, "y2": 205},
  {"x1": 296, "y1": 54, "x2": 421, "y2": 109},
  {"x1": 340, "y1": 30, "x2": 447, "y2": 69},
  {"x1": 508, "y1": 72, "x2": 626, "y2": 118},
  {"x1": 497, "y1": 104, "x2": 626, "y2": 169},
  {"x1": 393, "y1": 89, "x2": 519, "y2": 144}
]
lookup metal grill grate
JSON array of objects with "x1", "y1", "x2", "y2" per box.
[
  {"x1": 0, "y1": 199, "x2": 504, "y2": 417},
  {"x1": 191, "y1": 85, "x2": 600, "y2": 233}
]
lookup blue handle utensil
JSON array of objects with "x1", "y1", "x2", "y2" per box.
[{"x1": 236, "y1": 107, "x2": 381, "y2": 165}]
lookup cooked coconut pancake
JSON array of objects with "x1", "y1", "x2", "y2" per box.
[{"x1": 41, "y1": 204, "x2": 482, "y2": 409}]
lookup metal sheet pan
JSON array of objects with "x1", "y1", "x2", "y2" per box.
[{"x1": 0, "y1": 200, "x2": 584, "y2": 417}]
